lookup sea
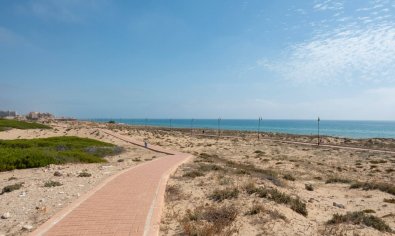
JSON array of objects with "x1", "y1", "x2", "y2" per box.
[{"x1": 88, "y1": 119, "x2": 395, "y2": 139}]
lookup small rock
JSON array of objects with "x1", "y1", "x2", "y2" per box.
[
  {"x1": 333, "y1": 202, "x2": 345, "y2": 209},
  {"x1": 308, "y1": 198, "x2": 315, "y2": 203},
  {"x1": 1, "y1": 212, "x2": 10, "y2": 219},
  {"x1": 19, "y1": 192, "x2": 26, "y2": 197},
  {"x1": 53, "y1": 171, "x2": 62, "y2": 177},
  {"x1": 22, "y1": 224, "x2": 33, "y2": 230}
]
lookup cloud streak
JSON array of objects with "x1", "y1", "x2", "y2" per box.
[
  {"x1": 15, "y1": 0, "x2": 108, "y2": 23},
  {"x1": 260, "y1": 0, "x2": 395, "y2": 84}
]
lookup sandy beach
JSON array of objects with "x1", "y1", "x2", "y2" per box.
[{"x1": 0, "y1": 120, "x2": 394, "y2": 235}]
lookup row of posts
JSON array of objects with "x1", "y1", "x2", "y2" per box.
[{"x1": 142, "y1": 117, "x2": 322, "y2": 145}]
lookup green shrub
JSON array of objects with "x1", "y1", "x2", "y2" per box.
[
  {"x1": 0, "y1": 119, "x2": 51, "y2": 130},
  {"x1": 0, "y1": 136, "x2": 121, "y2": 171}
]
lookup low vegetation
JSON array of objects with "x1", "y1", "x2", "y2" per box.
[
  {"x1": 325, "y1": 177, "x2": 352, "y2": 184},
  {"x1": 327, "y1": 211, "x2": 392, "y2": 233},
  {"x1": 350, "y1": 181, "x2": 395, "y2": 196},
  {"x1": 283, "y1": 174, "x2": 295, "y2": 181},
  {"x1": 0, "y1": 119, "x2": 50, "y2": 131},
  {"x1": 383, "y1": 198, "x2": 395, "y2": 204},
  {"x1": 209, "y1": 187, "x2": 239, "y2": 202},
  {"x1": 183, "y1": 170, "x2": 205, "y2": 178},
  {"x1": 0, "y1": 136, "x2": 122, "y2": 171},
  {"x1": 78, "y1": 171, "x2": 92, "y2": 177},
  {"x1": 244, "y1": 183, "x2": 307, "y2": 216},
  {"x1": 44, "y1": 180, "x2": 62, "y2": 187},
  {"x1": 1, "y1": 182, "x2": 24, "y2": 195},
  {"x1": 180, "y1": 205, "x2": 238, "y2": 236}
]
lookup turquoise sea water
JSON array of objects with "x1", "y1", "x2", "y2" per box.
[{"x1": 89, "y1": 119, "x2": 395, "y2": 139}]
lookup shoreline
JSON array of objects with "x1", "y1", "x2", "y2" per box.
[{"x1": 86, "y1": 119, "x2": 395, "y2": 140}]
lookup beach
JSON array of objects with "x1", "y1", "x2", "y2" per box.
[{"x1": 0, "y1": 120, "x2": 394, "y2": 235}]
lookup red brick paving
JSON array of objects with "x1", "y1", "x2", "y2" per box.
[{"x1": 31, "y1": 130, "x2": 191, "y2": 236}]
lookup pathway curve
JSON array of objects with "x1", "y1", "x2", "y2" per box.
[{"x1": 31, "y1": 130, "x2": 192, "y2": 236}]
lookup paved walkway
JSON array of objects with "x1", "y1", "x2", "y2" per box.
[{"x1": 31, "y1": 130, "x2": 191, "y2": 236}]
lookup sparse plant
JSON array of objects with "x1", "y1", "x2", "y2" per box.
[
  {"x1": 350, "y1": 181, "x2": 395, "y2": 196},
  {"x1": 78, "y1": 171, "x2": 92, "y2": 177},
  {"x1": 283, "y1": 174, "x2": 295, "y2": 181},
  {"x1": 327, "y1": 211, "x2": 392, "y2": 232},
  {"x1": 1, "y1": 182, "x2": 24, "y2": 194},
  {"x1": 325, "y1": 177, "x2": 352, "y2": 184},
  {"x1": 209, "y1": 187, "x2": 239, "y2": 202},
  {"x1": 165, "y1": 185, "x2": 182, "y2": 202},
  {"x1": 180, "y1": 205, "x2": 238, "y2": 236},
  {"x1": 44, "y1": 180, "x2": 62, "y2": 188},
  {"x1": 244, "y1": 185, "x2": 307, "y2": 216},
  {"x1": 183, "y1": 170, "x2": 205, "y2": 178},
  {"x1": 383, "y1": 198, "x2": 395, "y2": 204}
]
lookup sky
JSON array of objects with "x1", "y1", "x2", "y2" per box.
[{"x1": 1, "y1": 0, "x2": 395, "y2": 120}]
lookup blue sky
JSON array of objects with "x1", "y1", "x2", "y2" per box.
[{"x1": 1, "y1": 0, "x2": 395, "y2": 120}]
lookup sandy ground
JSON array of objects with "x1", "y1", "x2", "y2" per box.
[
  {"x1": 0, "y1": 122, "x2": 163, "y2": 236},
  {"x1": 1, "y1": 121, "x2": 395, "y2": 235}
]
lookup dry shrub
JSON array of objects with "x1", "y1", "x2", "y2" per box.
[
  {"x1": 243, "y1": 182, "x2": 307, "y2": 216},
  {"x1": 165, "y1": 185, "x2": 182, "y2": 202},
  {"x1": 180, "y1": 205, "x2": 238, "y2": 236},
  {"x1": 209, "y1": 187, "x2": 239, "y2": 202},
  {"x1": 327, "y1": 211, "x2": 392, "y2": 233}
]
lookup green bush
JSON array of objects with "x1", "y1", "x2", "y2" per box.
[
  {"x1": 0, "y1": 136, "x2": 121, "y2": 171},
  {"x1": 0, "y1": 119, "x2": 50, "y2": 130}
]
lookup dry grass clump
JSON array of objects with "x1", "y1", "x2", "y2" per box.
[
  {"x1": 44, "y1": 180, "x2": 62, "y2": 188},
  {"x1": 369, "y1": 160, "x2": 387, "y2": 164},
  {"x1": 165, "y1": 185, "x2": 182, "y2": 202},
  {"x1": 243, "y1": 183, "x2": 307, "y2": 216},
  {"x1": 325, "y1": 177, "x2": 352, "y2": 184},
  {"x1": 327, "y1": 211, "x2": 392, "y2": 233},
  {"x1": 1, "y1": 182, "x2": 24, "y2": 195},
  {"x1": 183, "y1": 170, "x2": 205, "y2": 178},
  {"x1": 244, "y1": 204, "x2": 287, "y2": 221},
  {"x1": 180, "y1": 205, "x2": 238, "y2": 236},
  {"x1": 198, "y1": 163, "x2": 223, "y2": 172},
  {"x1": 209, "y1": 187, "x2": 239, "y2": 202},
  {"x1": 198, "y1": 152, "x2": 283, "y2": 186},
  {"x1": 383, "y1": 198, "x2": 395, "y2": 204},
  {"x1": 283, "y1": 174, "x2": 295, "y2": 181},
  {"x1": 78, "y1": 171, "x2": 92, "y2": 177},
  {"x1": 350, "y1": 181, "x2": 395, "y2": 195}
]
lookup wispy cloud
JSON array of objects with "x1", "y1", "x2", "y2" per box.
[
  {"x1": 15, "y1": 0, "x2": 108, "y2": 23},
  {"x1": 260, "y1": 0, "x2": 395, "y2": 84},
  {"x1": 0, "y1": 26, "x2": 29, "y2": 46},
  {"x1": 313, "y1": 0, "x2": 343, "y2": 11}
]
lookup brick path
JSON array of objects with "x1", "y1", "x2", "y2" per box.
[{"x1": 31, "y1": 130, "x2": 191, "y2": 236}]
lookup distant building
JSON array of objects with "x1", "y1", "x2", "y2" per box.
[
  {"x1": 0, "y1": 110, "x2": 16, "y2": 118},
  {"x1": 27, "y1": 112, "x2": 54, "y2": 120}
]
